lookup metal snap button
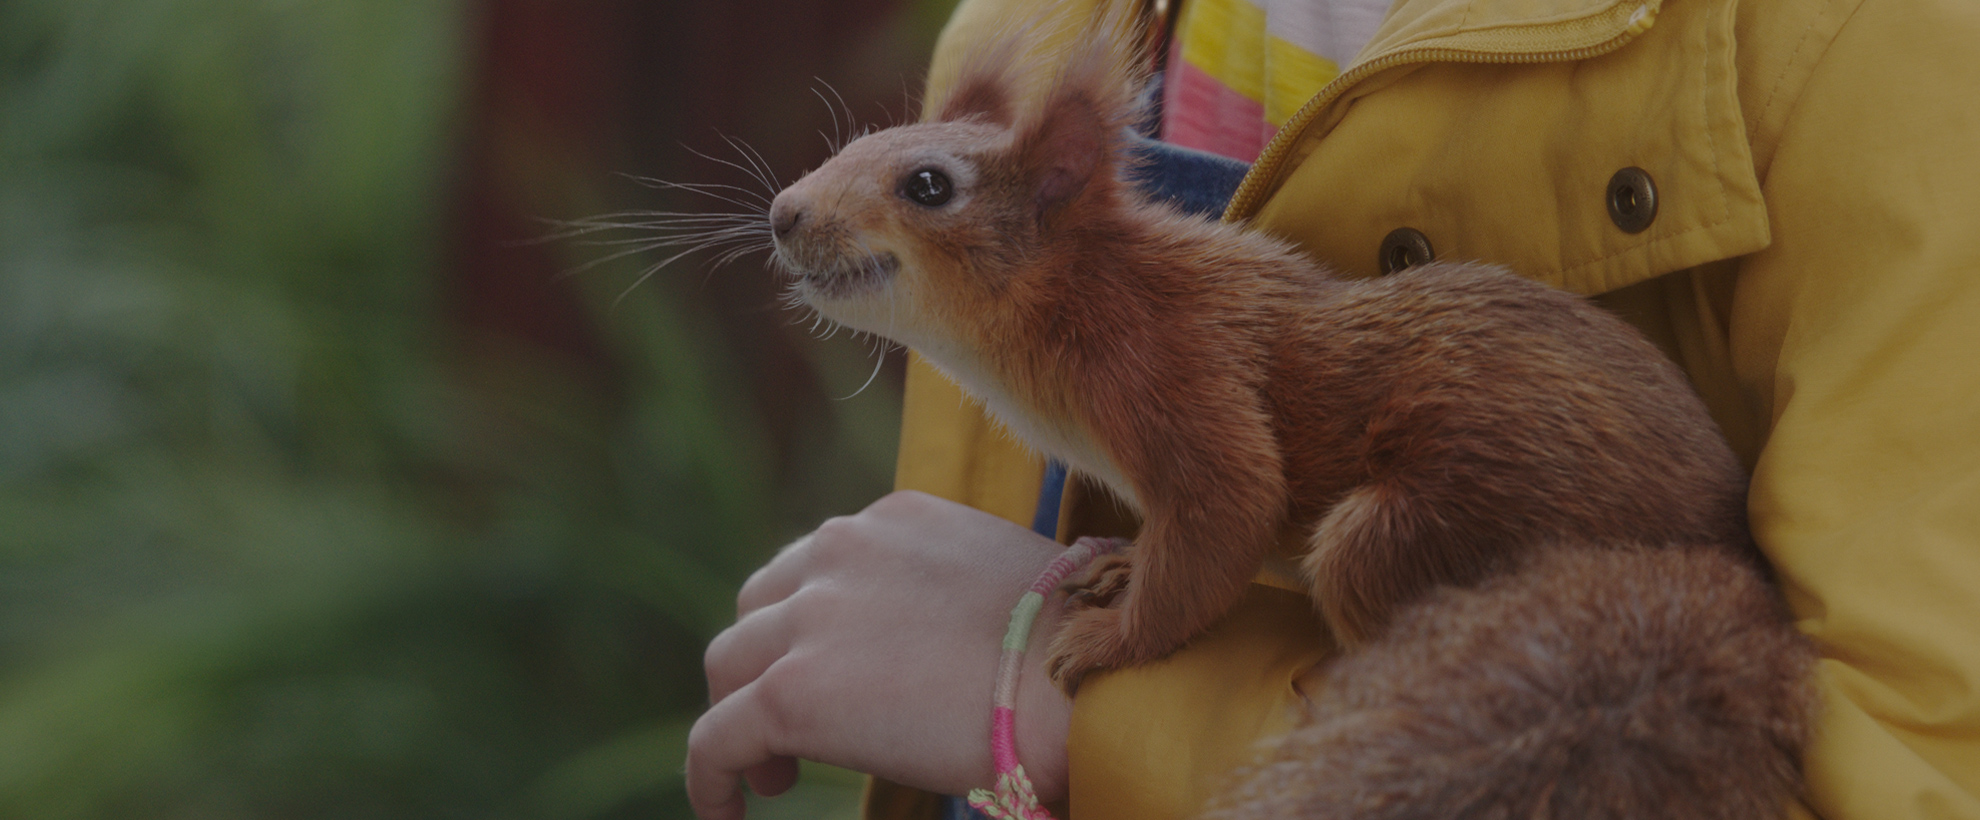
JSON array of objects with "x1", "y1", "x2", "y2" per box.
[
  {"x1": 1607, "y1": 167, "x2": 1658, "y2": 233},
  {"x1": 1378, "y1": 227, "x2": 1435, "y2": 274}
]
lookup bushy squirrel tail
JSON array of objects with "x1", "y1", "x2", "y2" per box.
[{"x1": 1204, "y1": 545, "x2": 1815, "y2": 820}]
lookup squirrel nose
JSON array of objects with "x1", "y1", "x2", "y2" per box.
[{"x1": 770, "y1": 200, "x2": 804, "y2": 240}]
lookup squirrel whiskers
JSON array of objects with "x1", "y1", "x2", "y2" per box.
[
  {"x1": 552, "y1": 131, "x2": 909, "y2": 354},
  {"x1": 542, "y1": 168, "x2": 778, "y2": 304}
]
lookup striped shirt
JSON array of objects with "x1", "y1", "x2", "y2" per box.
[{"x1": 1160, "y1": 0, "x2": 1392, "y2": 161}]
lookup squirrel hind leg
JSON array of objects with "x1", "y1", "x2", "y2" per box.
[{"x1": 1301, "y1": 483, "x2": 1503, "y2": 647}]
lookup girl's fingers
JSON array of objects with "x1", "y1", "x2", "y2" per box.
[
  {"x1": 685, "y1": 678, "x2": 777, "y2": 820},
  {"x1": 744, "y1": 756, "x2": 801, "y2": 798},
  {"x1": 735, "y1": 546, "x2": 805, "y2": 618},
  {"x1": 703, "y1": 600, "x2": 798, "y2": 705}
]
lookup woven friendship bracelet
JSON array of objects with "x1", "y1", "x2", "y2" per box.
[{"x1": 966, "y1": 536, "x2": 1125, "y2": 820}]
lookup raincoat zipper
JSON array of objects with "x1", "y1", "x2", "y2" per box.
[{"x1": 1223, "y1": 0, "x2": 1661, "y2": 221}]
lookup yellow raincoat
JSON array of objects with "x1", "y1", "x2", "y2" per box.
[{"x1": 871, "y1": 0, "x2": 1980, "y2": 816}]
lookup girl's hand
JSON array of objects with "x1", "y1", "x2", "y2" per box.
[{"x1": 686, "y1": 490, "x2": 1074, "y2": 820}]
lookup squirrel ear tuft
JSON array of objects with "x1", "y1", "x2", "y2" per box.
[
  {"x1": 927, "y1": 31, "x2": 1021, "y2": 126},
  {"x1": 933, "y1": 73, "x2": 1014, "y2": 126}
]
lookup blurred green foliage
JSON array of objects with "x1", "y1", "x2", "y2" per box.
[{"x1": 0, "y1": 0, "x2": 922, "y2": 816}]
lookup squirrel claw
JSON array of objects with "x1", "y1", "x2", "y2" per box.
[
  {"x1": 1045, "y1": 604, "x2": 1133, "y2": 696},
  {"x1": 1062, "y1": 552, "x2": 1133, "y2": 612}
]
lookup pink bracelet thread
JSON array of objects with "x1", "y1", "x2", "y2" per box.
[{"x1": 966, "y1": 536, "x2": 1124, "y2": 820}]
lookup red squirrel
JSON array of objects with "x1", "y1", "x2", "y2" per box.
[{"x1": 766, "y1": 17, "x2": 1812, "y2": 818}]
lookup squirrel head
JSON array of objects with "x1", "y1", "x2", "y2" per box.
[{"x1": 768, "y1": 16, "x2": 1145, "y2": 358}]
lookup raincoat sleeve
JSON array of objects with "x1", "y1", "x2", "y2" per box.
[{"x1": 1727, "y1": 0, "x2": 1980, "y2": 813}]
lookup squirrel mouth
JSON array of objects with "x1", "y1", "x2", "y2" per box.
[{"x1": 779, "y1": 249, "x2": 900, "y2": 300}]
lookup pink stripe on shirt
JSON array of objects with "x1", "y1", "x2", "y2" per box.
[{"x1": 1162, "y1": 48, "x2": 1271, "y2": 163}]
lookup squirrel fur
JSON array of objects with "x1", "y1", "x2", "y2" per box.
[{"x1": 765, "y1": 15, "x2": 1814, "y2": 818}]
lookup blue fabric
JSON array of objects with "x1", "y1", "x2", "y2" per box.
[
  {"x1": 1031, "y1": 460, "x2": 1070, "y2": 537},
  {"x1": 944, "y1": 794, "x2": 987, "y2": 820},
  {"x1": 1122, "y1": 128, "x2": 1253, "y2": 219}
]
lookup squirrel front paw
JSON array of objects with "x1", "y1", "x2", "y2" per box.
[
  {"x1": 1045, "y1": 538, "x2": 1156, "y2": 694},
  {"x1": 1045, "y1": 604, "x2": 1135, "y2": 695}
]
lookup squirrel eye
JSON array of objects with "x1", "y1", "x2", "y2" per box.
[{"x1": 901, "y1": 168, "x2": 953, "y2": 207}]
